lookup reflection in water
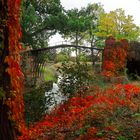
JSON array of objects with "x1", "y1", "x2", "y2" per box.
[{"x1": 45, "y1": 79, "x2": 66, "y2": 112}]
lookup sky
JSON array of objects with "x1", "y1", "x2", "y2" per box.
[
  {"x1": 61, "y1": 0, "x2": 140, "y2": 26},
  {"x1": 49, "y1": 0, "x2": 140, "y2": 44}
]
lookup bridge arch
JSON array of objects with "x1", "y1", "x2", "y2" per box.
[{"x1": 21, "y1": 43, "x2": 104, "y2": 87}]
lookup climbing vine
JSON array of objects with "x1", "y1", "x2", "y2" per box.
[
  {"x1": 4, "y1": 0, "x2": 26, "y2": 136},
  {"x1": 102, "y1": 36, "x2": 129, "y2": 78}
]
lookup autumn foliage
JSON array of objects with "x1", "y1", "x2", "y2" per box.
[
  {"x1": 4, "y1": 0, "x2": 26, "y2": 136},
  {"x1": 18, "y1": 84, "x2": 140, "y2": 139},
  {"x1": 4, "y1": 1, "x2": 140, "y2": 140},
  {"x1": 102, "y1": 36, "x2": 129, "y2": 77}
]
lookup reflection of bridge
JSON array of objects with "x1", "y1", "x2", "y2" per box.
[{"x1": 21, "y1": 42, "x2": 104, "y2": 87}]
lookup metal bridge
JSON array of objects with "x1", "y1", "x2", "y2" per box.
[
  {"x1": 31, "y1": 41, "x2": 103, "y2": 52},
  {"x1": 20, "y1": 41, "x2": 104, "y2": 87}
]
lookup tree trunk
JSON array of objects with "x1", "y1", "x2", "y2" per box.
[
  {"x1": 0, "y1": 1, "x2": 16, "y2": 139},
  {"x1": 75, "y1": 31, "x2": 78, "y2": 56},
  {"x1": 90, "y1": 37, "x2": 95, "y2": 67}
]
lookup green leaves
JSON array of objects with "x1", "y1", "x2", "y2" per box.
[
  {"x1": 0, "y1": 87, "x2": 5, "y2": 100},
  {"x1": 96, "y1": 131, "x2": 105, "y2": 138},
  {"x1": 42, "y1": 67, "x2": 57, "y2": 82},
  {"x1": 75, "y1": 125, "x2": 90, "y2": 136},
  {"x1": 21, "y1": 0, "x2": 63, "y2": 48},
  {"x1": 58, "y1": 62, "x2": 93, "y2": 97},
  {"x1": 96, "y1": 8, "x2": 140, "y2": 41},
  {"x1": 117, "y1": 136, "x2": 128, "y2": 140},
  {"x1": 132, "y1": 113, "x2": 140, "y2": 121}
]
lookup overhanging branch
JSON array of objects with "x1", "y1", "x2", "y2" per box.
[{"x1": 28, "y1": 26, "x2": 56, "y2": 37}]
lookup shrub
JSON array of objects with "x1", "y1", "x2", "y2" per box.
[
  {"x1": 24, "y1": 82, "x2": 53, "y2": 126},
  {"x1": 79, "y1": 53, "x2": 88, "y2": 62},
  {"x1": 58, "y1": 62, "x2": 93, "y2": 97},
  {"x1": 20, "y1": 84, "x2": 140, "y2": 140},
  {"x1": 54, "y1": 53, "x2": 69, "y2": 63}
]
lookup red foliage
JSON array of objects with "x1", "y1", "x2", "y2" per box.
[
  {"x1": 5, "y1": 0, "x2": 27, "y2": 136},
  {"x1": 19, "y1": 84, "x2": 140, "y2": 139},
  {"x1": 102, "y1": 36, "x2": 128, "y2": 78},
  {"x1": 6, "y1": 3, "x2": 138, "y2": 139},
  {"x1": 87, "y1": 127, "x2": 97, "y2": 134}
]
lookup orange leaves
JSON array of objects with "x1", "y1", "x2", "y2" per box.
[
  {"x1": 5, "y1": 0, "x2": 26, "y2": 137},
  {"x1": 5, "y1": 55, "x2": 24, "y2": 91},
  {"x1": 5, "y1": 56, "x2": 19, "y2": 67},
  {"x1": 114, "y1": 84, "x2": 140, "y2": 98},
  {"x1": 102, "y1": 36, "x2": 128, "y2": 78},
  {"x1": 87, "y1": 127, "x2": 97, "y2": 135},
  {"x1": 19, "y1": 84, "x2": 140, "y2": 139},
  {"x1": 124, "y1": 84, "x2": 140, "y2": 95}
]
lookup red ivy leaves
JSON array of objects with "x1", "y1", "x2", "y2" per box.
[
  {"x1": 5, "y1": 0, "x2": 27, "y2": 136},
  {"x1": 102, "y1": 36, "x2": 128, "y2": 77}
]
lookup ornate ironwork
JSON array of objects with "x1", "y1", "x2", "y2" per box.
[{"x1": 21, "y1": 42, "x2": 104, "y2": 87}]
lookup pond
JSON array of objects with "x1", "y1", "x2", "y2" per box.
[{"x1": 45, "y1": 76, "x2": 67, "y2": 112}]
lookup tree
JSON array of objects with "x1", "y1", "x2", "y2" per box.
[
  {"x1": 62, "y1": 8, "x2": 87, "y2": 45},
  {"x1": 61, "y1": 3, "x2": 105, "y2": 49},
  {"x1": 61, "y1": 8, "x2": 91, "y2": 56},
  {"x1": 21, "y1": 0, "x2": 67, "y2": 49},
  {"x1": 83, "y1": 3, "x2": 105, "y2": 47},
  {"x1": 0, "y1": 0, "x2": 25, "y2": 139},
  {"x1": 96, "y1": 8, "x2": 140, "y2": 41}
]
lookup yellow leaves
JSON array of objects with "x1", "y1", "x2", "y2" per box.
[{"x1": 97, "y1": 9, "x2": 140, "y2": 40}]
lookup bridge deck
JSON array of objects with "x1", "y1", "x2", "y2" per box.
[{"x1": 28, "y1": 44, "x2": 103, "y2": 53}]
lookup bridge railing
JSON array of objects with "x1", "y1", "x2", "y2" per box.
[
  {"x1": 21, "y1": 43, "x2": 104, "y2": 89},
  {"x1": 48, "y1": 41, "x2": 92, "y2": 48},
  {"x1": 48, "y1": 41, "x2": 71, "y2": 46}
]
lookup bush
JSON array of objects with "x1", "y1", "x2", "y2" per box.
[
  {"x1": 58, "y1": 62, "x2": 93, "y2": 97},
  {"x1": 24, "y1": 82, "x2": 53, "y2": 126},
  {"x1": 79, "y1": 53, "x2": 88, "y2": 62},
  {"x1": 54, "y1": 53, "x2": 69, "y2": 63},
  {"x1": 40, "y1": 67, "x2": 57, "y2": 82}
]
